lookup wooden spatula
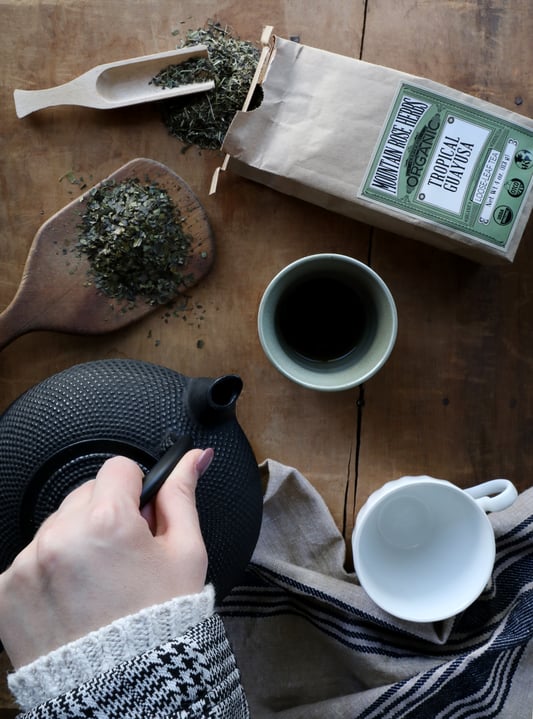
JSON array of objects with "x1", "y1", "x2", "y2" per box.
[{"x1": 0, "y1": 158, "x2": 214, "y2": 351}]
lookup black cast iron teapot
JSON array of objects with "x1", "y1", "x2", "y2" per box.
[{"x1": 0, "y1": 359, "x2": 263, "y2": 599}]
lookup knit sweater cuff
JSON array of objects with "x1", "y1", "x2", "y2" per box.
[{"x1": 8, "y1": 584, "x2": 215, "y2": 712}]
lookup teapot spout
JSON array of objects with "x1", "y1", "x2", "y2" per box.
[{"x1": 186, "y1": 374, "x2": 243, "y2": 426}]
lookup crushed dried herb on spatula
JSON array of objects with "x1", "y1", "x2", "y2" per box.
[{"x1": 76, "y1": 178, "x2": 192, "y2": 305}]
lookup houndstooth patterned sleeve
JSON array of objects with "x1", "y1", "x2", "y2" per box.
[{"x1": 17, "y1": 615, "x2": 249, "y2": 719}]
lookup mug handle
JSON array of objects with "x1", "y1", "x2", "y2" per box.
[{"x1": 464, "y1": 479, "x2": 518, "y2": 513}]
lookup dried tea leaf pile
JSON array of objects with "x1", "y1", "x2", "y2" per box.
[
  {"x1": 155, "y1": 22, "x2": 260, "y2": 150},
  {"x1": 150, "y1": 57, "x2": 215, "y2": 89},
  {"x1": 76, "y1": 179, "x2": 192, "y2": 305}
]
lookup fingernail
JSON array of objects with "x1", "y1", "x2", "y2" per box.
[{"x1": 196, "y1": 448, "x2": 214, "y2": 477}]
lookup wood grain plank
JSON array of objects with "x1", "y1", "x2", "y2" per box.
[
  {"x1": 0, "y1": 0, "x2": 366, "y2": 706},
  {"x1": 2, "y1": 0, "x2": 533, "y2": 708},
  {"x1": 351, "y1": 0, "x2": 533, "y2": 527},
  {"x1": 0, "y1": 652, "x2": 15, "y2": 713}
]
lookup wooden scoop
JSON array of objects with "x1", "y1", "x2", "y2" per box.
[
  {"x1": 14, "y1": 45, "x2": 214, "y2": 118},
  {"x1": 0, "y1": 158, "x2": 214, "y2": 351}
]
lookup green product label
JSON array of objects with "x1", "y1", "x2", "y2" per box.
[{"x1": 360, "y1": 83, "x2": 533, "y2": 247}]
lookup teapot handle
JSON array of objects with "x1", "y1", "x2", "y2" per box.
[{"x1": 140, "y1": 435, "x2": 193, "y2": 507}]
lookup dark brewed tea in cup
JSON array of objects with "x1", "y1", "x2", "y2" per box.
[{"x1": 274, "y1": 275, "x2": 367, "y2": 362}]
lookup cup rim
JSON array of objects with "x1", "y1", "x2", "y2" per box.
[{"x1": 257, "y1": 253, "x2": 398, "y2": 392}]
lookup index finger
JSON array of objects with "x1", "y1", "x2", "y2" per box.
[{"x1": 90, "y1": 455, "x2": 144, "y2": 507}]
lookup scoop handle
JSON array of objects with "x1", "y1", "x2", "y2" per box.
[
  {"x1": 464, "y1": 479, "x2": 518, "y2": 512},
  {"x1": 14, "y1": 75, "x2": 91, "y2": 118}
]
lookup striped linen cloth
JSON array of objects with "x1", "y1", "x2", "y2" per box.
[{"x1": 220, "y1": 460, "x2": 533, "y2": 719}]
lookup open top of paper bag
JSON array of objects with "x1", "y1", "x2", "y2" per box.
[{"x1": 213, "y1": 28, "x2": 533, "y2": 263}]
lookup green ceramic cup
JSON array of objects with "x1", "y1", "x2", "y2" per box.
[{"x1": 258, "y1": 253, "x2": 397, "y2": 392}]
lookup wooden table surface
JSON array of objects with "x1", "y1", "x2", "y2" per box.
[{"x1": 1, "y1": 0, "x2": 533, "y2": 712}]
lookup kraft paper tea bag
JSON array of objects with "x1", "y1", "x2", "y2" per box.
[{"x1": 215, "y1": 29, "x2": 533, "y2": 263}]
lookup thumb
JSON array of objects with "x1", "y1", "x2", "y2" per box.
[{"x1": 153, "y1": 448, "x2": 213, "y2": 544}]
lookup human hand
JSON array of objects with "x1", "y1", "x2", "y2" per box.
[{"x1": 0, "y1": 448, "x2": 213, "y2": 669}]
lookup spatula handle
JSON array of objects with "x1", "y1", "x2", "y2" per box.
[{"x1": 0, "y1": 303, "x2": 32, "y2": 351}]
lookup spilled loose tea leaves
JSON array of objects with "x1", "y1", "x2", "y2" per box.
[
  {"x1": 156, "y1": 21, "x2": 260, "y2": 150},
  {"x1": 76, "y1": 178, "x2": 193, "y2": 305},
  {"x1": 59, "y1": 170, "x2": 89, "y2": 192}
]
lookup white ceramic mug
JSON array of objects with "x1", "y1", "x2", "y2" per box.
[
  {"x1": 352, "y1": 476, "x2": 518, "y2": 622},
  {"x1": 257, "y1": 254, "x2": 397, "y2": 391}
]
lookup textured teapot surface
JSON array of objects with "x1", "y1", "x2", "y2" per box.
[{"x1": 0, "y1": 359, "x2": 263, "y2": 598}]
